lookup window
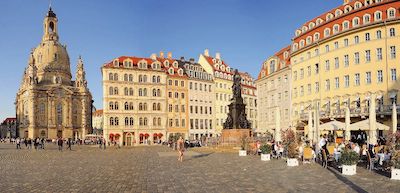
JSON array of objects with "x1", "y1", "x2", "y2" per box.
[
  {"x1": 344, "y1": 39, "x2": 349, "y2": 47},
  {"x1": 364, "y1": 15, "x2": 371, "y2": 24},
  {"x1": 315, "y1": 82, "x2": 319, "y2": 93},
  {"x1": 334, "y1": 57, "x2": 339, "y2": 69},
  {"x1": 388, "y1": 8, "x2": 396, "y2": 19},
  {"x1": 365, "y1": 50, "x2": 371, "y2": 62},
  {"x1": 300, "y1": 86, "x2": 304, "y2": 96},
  {"x1": 109, "y1": 73, "x2": 113, "y2": 81},
  {"x1": 325, "y1": 79, "x2": 330, "y2": 91},
  {"x1": 293, "y1": 71, "x2": 297, "y2": 80},
  {"x1": 334, "y1": 41, "x2": 339, "y2": 49},
  {"x1": 353, "y1": 17, "x2": 360, "y2": 27},
  {"x1": 315, "y1": 63, "x2": 319, "y2": 74},
  {"x1": 355, "y1": 52, "x2": 360, "y2": 64},
  {"x1": 377, "y1": 48, "x2": 383, "y2": 61},
  {"x1": 344, "y1": 75, "x2": 349, "y2": 88},
  {"x1": 365, "y1": 33, "x2": 370, "y2": 41},
  {"x1": 343, "y1": 21, "x2": 349, "y2": 30},
  {"x1": 344, "y1": 55, "x2": 349, "y2": 67},
  {"x1": 391, "y1": 46, "x2": 396, "y2": 59},
  {"x1": 324, "y1": 28, "x2": 330, "y2": 37},
  {"x1": 354, "y1": 36, "x2": 359, "y2": 44},
  {"x1": 300, "y1": 69, "x2": 304, "y2": 79},
  {"x1": 390, "y1": 28, "x2": 396, "y2": 37},
  {"x1": 325, "y1": 45, "x2": 330, "y2": 52},
  {"x1": 355, "y1": 73, "x2": 360, "y2": 86},
  {"x1": 375, "y1": 11, "x2": 382, "y2": 21},
  {"x1": 307, "y1": 66, "x2": 311, "y2": 76},
  {"x1": 333, "y1": 25, "x2": 340, "y2": 34},
  {"x1": 377, "y1": 70, "x2": 383, "y2": 83},
  {"x1": 315, "y1": 49, "x2": 319, "y2": 56},
  {"x1": 335, "y1": 77, "x2": 339, "y2": 89},
  {"x1": 391, "y1": 69, "x2": 397, "y2": 81},
  {"x1": 325, "y1": 60, "x2": 330, "y2": 71},
  {"x1": 366, "y1": 72, "x2": 372, "y2": 84},
  {"x1": 376, "y1": 30, "x2": 382, "y2": 39},
  {"x1": 307, "y1": 84, "x2": 311, "y2": 95}
]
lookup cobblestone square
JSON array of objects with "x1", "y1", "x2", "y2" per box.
[{"x1": 0, "y1": 144, "x2": 399, "y2": 193}]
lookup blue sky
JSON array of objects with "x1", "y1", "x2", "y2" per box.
[{"x1": 0, "y1": 0, "x2": 340, "y2": 121}]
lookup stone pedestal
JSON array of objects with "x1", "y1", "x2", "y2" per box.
[{"x1": 221, "y1": 129, "x2": 252, "y2": 145}]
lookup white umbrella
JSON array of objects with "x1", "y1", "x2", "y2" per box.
[
  {"x1": 368, "y1": 94, "x2": 377, "y2": 145},
  {"x1": 345, "y1": 107, "x2": 351, "y2": 141},
  {"x1": 275, "y1": 107, "x2": 281, "y2": 142},
  {"x1": 393, "y1": 102, "x2": 397, "y2": 134},
  {"x1": 308, "y1": 111, "x2": 314, "y2": 142}
]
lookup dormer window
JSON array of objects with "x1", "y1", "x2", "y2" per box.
[
  {"x1": 173, "y1": 61, "x2": 178, "y2": 68},
  {"x1": 352, "y1": 17, "x2": 360, "y2": 27},
  {"x1": 324, "y1": 28, "x2": 331, "y2": 37},
  {"x1": 375, "y1": 11, "x2": 382, "y2": 21},
  {"x1": 335, "y1": 9, "x2": 342, "y2": 17},
  {"x1": 178, "y1": 69, "x2": 183, "y2": 76},
  {"x1": 342, "y1": 21, "x2": 349, "y2": 30},
  {"x1": 314, "y1": 33, "x2": 320, "y2": 41},
  {"x1": 113, "y1": 60, "x2": 119, "y2": 67},
  {"x1": 388, "y1": 8, "x2": 396, "y2": 19},
  {"x1": 168, "y1": 68, "x2": 174, "y2": 75},
  {"x1": 326, "y1": 13, "x2": 333, "y2": 21},
  {"x1": 363, "y1": 14, "x2": 371, "y2": 24},
  {"x1": 316, "y1": 18, "x2": 323, "y2": 25},
  {"x1": 354, "y1": 2, "x2": 362, "y2": 9},
  {"x1": 164, "y1": 60, "x2": 169, "y2": 67},
  {"x1": 333, "y1": 25, "x2": 340, "y2": 34}
]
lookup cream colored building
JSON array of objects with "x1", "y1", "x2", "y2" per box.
[
  {"x1": 198, "y1": 50, "x2": 234, "y2": 135},
  {"x1": 102, "y1": 55, "x2": 167, "y2": 145},
  {"x1": 92, "y1": 109, "x2": 103, "y2": 135},
  {"x1": 16, "y1": 7, "x2": 92, "y2": 139},
  {"x1": 256, "y1": 46, "x2": 292, "y2": 135},
  {"x1": 240, "y1": 72, "x2": 258, "y2": 132},
  {"x1": 182, "y1": 58, "x2": 215, "y2": 140},
  {"x1": 288, "y1": 0, "x2": 400, "y2": 140}
]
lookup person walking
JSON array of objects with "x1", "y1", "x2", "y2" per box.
[
  {"x1": 177, "y1": 136, "x2": 185, "y2": 162},
  {"x1": 24, "y1": 138, "x2": 28, "y2": 148},
  {"x1": 67, "y1": 138, "x2": 72, "y2": 151},
  {"x1": 28, "y1": 138, "x2": 32, "y2": 149},
  {"x1": 57, "y1": 138, "x2": 63, "y2": 151},
  {"x1": 103, "y1": 138, "x2": 106, "y2": 150},
  {"x1": 16, "y1": 138, "x2": 21, "y2": 149},
  {"x1": 99, "y1": 138, "x2": 103, "y2": 149},
  {"x1": 41, "y1": 138, "x2": 45, "y2": 149}
]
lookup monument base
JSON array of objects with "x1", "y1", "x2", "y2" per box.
[{"x1": 221, "y1": 129, "x2": 252, "y2": 146}]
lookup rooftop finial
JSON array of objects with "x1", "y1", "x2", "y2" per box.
[{"x1": 49, "y1": 0, "x2": 52, "y2": 9}]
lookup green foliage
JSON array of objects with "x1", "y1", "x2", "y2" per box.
[
  {"x1": 340, "y1": 148, "x2": 359, "y2": 165},
  {"x1": 391, "y1": 150, "x2": 400, "y2": 169},
  {"x1": 260, "y1": 144, "x2": 272, "y2": 154}
]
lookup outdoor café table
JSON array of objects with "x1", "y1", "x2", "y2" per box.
[
  {"x1": 334, "y1": 152, "x2": 341, "y2": 162},
  {"x1": 377, "y1": 153, "x2": 390, "y2": 165}
]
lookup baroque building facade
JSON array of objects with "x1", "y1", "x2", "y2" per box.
[
  {"x1": 182, "y1": 58, "x2": 215, "y2": 140},
  {"x1": 15, "y1": 7, "x2": 92, "y2": 139},
  {"x1": 256, "y1": 46, "x2": 292, "y2": 135},
  {"x1": 258, "y1": 0, "x2": 400, "y2": 142},
  {"x1": 240, "y1": 72, "x2": 258, "y2": 132}
]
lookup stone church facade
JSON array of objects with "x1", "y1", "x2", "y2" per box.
[{"x1": 15, "y1": 7, "x2": 92, "y2": 139}]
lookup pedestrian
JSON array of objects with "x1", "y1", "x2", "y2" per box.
[
  {"x1": 57, "y1": 138, "x2": 63, "y2": 151},
  {"x1": 24, "y1": 138, "x2": 28, "y2": 148},
  {"x1": 28, "y1": 138, "x2": 32, "y2": 149},
  {"x1": 103, "y1": 138, "x2": 106, "y2": 150},
  {"x1": 67, "y1": 138, "x2": 72, "y2": 150},
  {"x1": 16, "y1": 138, "x2": 21, "y2": 149},
  {"x1": 177, "y1": 136, "x2": 184, "y2": 162},
  {"x1": 99, "y1": 138, "x2": 103, "y2": 149},
  {"x1": 41, "y1": 138, "x2": 45, "y2": 149}
]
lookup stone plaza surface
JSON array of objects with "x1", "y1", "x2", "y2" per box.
[{"x1": 0, "y1": 144, "x2": 399, "y2": 193}]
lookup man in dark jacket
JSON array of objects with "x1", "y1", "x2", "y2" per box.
[{"x1": 58, "y1": 138, "x2": 63, "y2": 151}]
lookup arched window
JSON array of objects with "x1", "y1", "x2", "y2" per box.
[
  {"x1": 153, "y1": 103, "x2": 157, "y2": 111},
  {"x1": 363, "y1": 14, "x2": 371, "y2": 24},
  {"x1": 129, "y1": 102, "x2": 134, "y2": 110},
  {"x1": 354, "y1": 2, "x2": 362, "y2": 9},
  {"x1": 374, "y1": 11, "x2": 382, "y2": 21},
  {"x1": 158, "y1": 118, "x2": 161, "y2": 126},
  {"x1": 157, "y1": 76, "x2": 161, "y2": 83},
  {"x1": 333, "y1": 24, "x2": 340, "y2": 34},
  {"x1": 114, "y1": 87, "x2": 118, "y2": 95},
  {"x1": 56, "y1": 103, "x2": 63, "y2": 125},
  {"x1": 143, "y1": 88, "x2": 147, "y2": 96},
  {"x1": 114, "y1": 102, "x2": 119, "y2": 110},
  {"x1": 139, "y1": 75, "x2": 143, "y2": 82},
  {"x1": 129, "y1": 117, "x2": 134, "y2": 125},
  {"x1": 139, "y1": 88, "x2": 143, "y2": 96},
  {"x1": 143, "y1": 75, "x2": 147, "y2": 82},
  {"x1": 299, "y1": 40, "x2": 305, "y2": 48},
  {"x1": 153, "y1": 89, "x2": 157, "y2": 97},
  {"x1": 129, "y1": 88, "x2": 133, "y2": 96},
  {"x1": 344, "y1": 5, "x2": 352, "y2": 13},
  {"x1": 139, "y1": 103, "x2": 143, "y2": 111},
  {"x1": 342, "y1": 21, "x2": 350, "y2": 30},
  {"x1": 314, "y1": 33, "x2": 320, "y2": 41},
  {"x1": 157, "y1": 103, "x2": 161, "y2": 111},
  {"x1": 124, "y1": 87, "x2": 128, "y2": 96},
  {"x1": 324, "y1": 28, "x2": 330, "y2": 37},
  {"x1": 129, "y1": 74, "x2": 133, "y2": 82},
  {"x1": 152, "y1": 76, "x2": 157, "y2": 83},
  {"x1": 157, "y1": 89, "x2": 161, "y2": 97},
  {"x1": 326, "y1": 13, "x2": 333, "y2": 21},
  {"x1": 114, "y1": 117, "x2": 119, "y2": 126},
  {"x1": 144, "y1": 118, "x2": 148, "y2": 126},
  {"x1": 125, "y1": 117, "x2": 129, "y2": 126},
  {"x1": 153, "y1": 117, "x2": 157, "y2": 126},
  {"x1": 388, "y1": 8, "x2": 396, "y2": 19},
  {"x1": 114, "y1": 73, "x2": 118, "y2": 81},
  {"x1": 139, "y1": 117, "x2": 143, "y2": 126},
  {"x1": 316, "y1": 18, "x2": 323, "y2": 25},
  {"x1": 125, "y1": 102, "x2": 129, "y2": 110},
  {"x1": 306, "y1": 36, "x2": 312, "y2": 45},
  {"x1": 124, "y1": 74, "x2": 128, "y2": 81},
  {"x1": 109, "y1": 73, "x2": 113, "y2": 81},
  {"x1": 110, "y1": 117, "x2": 114, "y2": 126},
  {"x1": 335, "y1": 9, "x2": 342, "y2": 17},
  {"x1": 109, "y1": 102, "x2": 114, "y2": 110},
  {"x1": 113, "y1": 60, "x2": 119, "y2": 67},
  {"x1": 143, "y1": 103, "x2": 147, "y2": 111},
  {"x1": 109, "y1": 87, "x2": 113, "y2": 95},
  {"x1": 352, "y1": 17, "x2": 360, "y2": 27}
]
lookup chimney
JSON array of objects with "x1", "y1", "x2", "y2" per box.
[
  {"x1": 204, "y1": 49, "x2": 209, "y2": 57},
  {"x1": 150, "y1": 53, "x2": 157, "y2": 60},
  {"x1": 215, "y1": 52, "x2": 221, "y2": 60},
  {"x1": 189, "y1": 58, "x2": 195, "y2": 64},
  {"x1": 180, "y1": 56, "x2": 185, "y2": 62},
  {"x1": 167, "y1": 52, "x2": 172, "y2": 59},
  {"x1": 343, "y1": 0, "x2": 351, "y2": 5},
  {"x1": 159, "y1": 51, "x2": 164, "y2": 59}
]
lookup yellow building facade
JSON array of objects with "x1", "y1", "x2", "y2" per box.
[{"x1": 289, "y1": 0, "x2": 400, "y2": 139}]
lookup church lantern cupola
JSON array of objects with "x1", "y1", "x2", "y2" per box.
[{"x1": 42, "y1": 6, "x2": 59, "y2": 42}]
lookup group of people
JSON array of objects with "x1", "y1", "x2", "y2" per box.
[{"x1": 13, "y1": 137, "x2": 46, "y2": 150}]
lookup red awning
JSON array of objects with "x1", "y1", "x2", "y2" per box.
[
  {"x1": 153, "y1": 133, "x2": 158, "y2": 137},
  {"x1": 158, "y1": 133, "x2": 163, "y2": 137},
  {"x1": 115, "y1": 133, "x2": 120, "y2": 137},
  {"x1": 109, "y1": 133, "x2": 114, "y2": 137},
  {"x1": 145, "y1": 133, "x2": 149, "y2": 137},
  {"x1": 140, "y1": 133, "x2": 144, "y2": 137}
]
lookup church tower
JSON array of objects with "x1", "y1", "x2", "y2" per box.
[{"x1": 16, "y1": 6, "x2": 92, "y2": 140}]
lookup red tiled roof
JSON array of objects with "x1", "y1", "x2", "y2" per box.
[
  {"x1": 2, "y1": 118, "x2": 16, "y2": 124},
  {"x1": 93, "y1": 110, "x2": 103, "y2": 116},
  {"x1": 257, "y1": 46, "x2": 291, "y2": 80},
  {"x1": 203, "y1": 55, "x2": 234, "y2": 75}
]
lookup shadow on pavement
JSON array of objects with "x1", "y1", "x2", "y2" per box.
[{"x1": 327, "y1": 166, "x2": 368, "y2": 193}]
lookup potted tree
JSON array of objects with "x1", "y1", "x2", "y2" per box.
[
  {"x1": 260, "y1": 144, "x2": 272, "y2": 161},
  {"x1": 287, "y1": 142, "x2": 299, "y2": 166},
  {"x1": 340, "y1": 148, "x2": 359, "y2": 175},
  {"x1": 391, "y1": 150, "x2": 400, "y2": 180},
  {"x1": 239, "y1": 135, "x2": 248, "y2": 156}
]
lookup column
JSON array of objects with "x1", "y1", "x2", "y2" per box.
[
  {"x1": 369, "y1": 94, "x2": 377, "y2": 145},
  {"x1": 345, "y1": 107, "x2": 351, "y2": 141},
  {"x1": 308, "y1": 111, "x2": 313, "y2": 142},
  {"x1": 81, "y1": 98, "x2": 87, "y2": 139}
]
